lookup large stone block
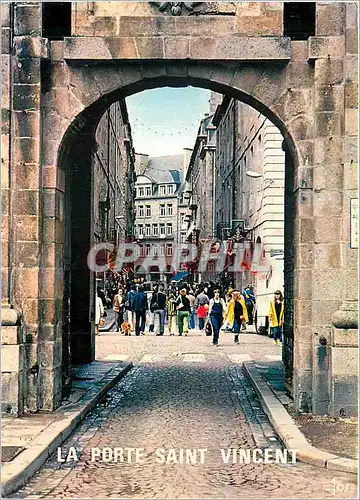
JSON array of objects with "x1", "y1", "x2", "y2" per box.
[
  {"x1": 163, "y1": 36, "x2": 189, "y2": 59},
  {"x1": 294, "y1": 269, "x2": 313, "y2": 300},
  {"x1": 13, "y1": 268, "x2": 39, "y2": 300},
  {"x1": 332, "y1": 328, "x2": 358, "y2": 347},
  {"x1": 13, "y1": 110, "x2": 40, "y2": 138},
  {"x1": 313, "y1": 163, "x2": 343, "y2": 190},
  {"x1": 344, "y1": 81, "x2": 358, "y2": 109},
  {"x1": 1, "y1": 344, "x2": 25, "y2": 372},
  {"x1": 314, "y1": 137, "x2": 343, "y2": 164},
  {"x1": 345, "y1": 27, "x2": 358, "y2": 55},
  {"x1": 1, "y1": 26, "x2": 11, "y2": 54},
  {"x1": 14, "y1": 4, "x2": 41, "y2": 36},
  {"x1": 329, "y1": 346, "x2": 358, "y2": 416},
  {"x1": 345, "y1": 108, "x2": 358, "y2": 135},
  {"x1": 1, "y1": 326, "x2": 21, "y2": 345},
  {"x1": 312, "y1": 300, "x2": 338, "y2": 327},
  {"x1": 13, "y1": 83, "x2": 41, "y2": 111},
  {"x1": 14, "y1": 163, "x2": 40, "y2": 190},
  {"x1": 13, "y1": 189, "x2": 39, "y2": 216},
  {"x1": 309, "y1": 36, "x2": 345, "y2": 60},
  {"x1": 294, "y1": 300, "x2": 312, "y2": 326},
  {"x1": 294, "y1": 243, "x2": 314, "y2": 268},
  {"x1": 15, "y1": 215, "x2": 38, "y2": 241},
  {"x1": 1, "y1": 371, "x2": 24, "y2": 416},
  {"x1": 344, "y1": 55, "x2": 358, "y2": 82},
  {"x1": 16, "y1": 241, "x2": 39, "y2": 268},
  {"x1": 312, "y1": 269, "x2": 344, "y2": 300},
  {"x1": 316, "y1": 3, "x2": 345, "y2": 36},
  {"x1": 236, "y1": 10, "x2": 282, "y2": 36},
  {"x1": 314, "y1": 84, "x2": 344, "y2": 112},
  {"x1": 314, "y1": 243, "x2": 341, "y2": 269},
  {"x1": 314, "y1": 59, "x2": 344, "y2": 86},
  {"x1": 313, "y1": 190, "x2": 342, "y2": 217},
  {"x1": 315, "y1": 111, "x2": 343, "y2": 138},
  {"x1": 13, "y1": 57, "x2": 41, "y2": 85},
  {"x1": 21, "y1": 298, "x2": 39, "y2": 326},
  {"x1": 14, "y1": 137, "x2": 40, "y2": 165}
]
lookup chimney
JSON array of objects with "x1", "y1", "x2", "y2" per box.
[{"x1": 134, "y1": 153, "x2": 149, "y2": 175}]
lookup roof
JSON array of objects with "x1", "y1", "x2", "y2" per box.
[{"x1": 144, "y1": 155, "x2": 184, "y2": 185}]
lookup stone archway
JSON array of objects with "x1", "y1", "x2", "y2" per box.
[{"x1": 46, "y1": 59, "x2": 302, "y2": 405}]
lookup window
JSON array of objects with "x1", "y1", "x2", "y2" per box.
[
  {"x1": 152, "y1": 244, "x2": 158, "y2": 256},
  {"x1": 167, "y1": 185, "x2": 174, "y2": 195},
  {"x1": 145, "y1": 244, "x2": 151, "y2": 256},
  {"x1": 145, "y1": 205, "x2": 151, "y2": 217},
  {"x1": 42, "y1": 2, "x2": 71, "y2": 40},
  {"x1": 284, "y1": 2, "x2": 316, "y2": 40},
  {"x1": 138, "y1": 225, "x2": 144, "y2": 236},
  {"x1": 139, "y1": 187, "x2": 145, "y2": 197},
  {"x1": 167, "y1": 204, "x2": 173, "y2": 216},
  {"x1": 145, "y1": 186, "x2": 152, "y2": 196},
  {"x1": 153, "y1": 224, "x2": 158, "y2": 236},
  {"x1": 140, "y1": 245, "x2": 146, "y2": 257},
  {"x1": 160, "y1": 204, "x2": 166, "y2": 217},
  {"x1": 159, "y1": 244, "x2": 165, "y2": 256},
  {"x1": 145, "y1": 224, "x2": 151, "y2": 236},
  {"x1": 138, "y1": 205, "x2": 144, "y2": 218},
  {"x1": 160, "y1": 185, "x2": 166, "y2": 195},
  {"x1": 166, "y1": 223, "x2": 173, "y2": 236},
  {"x1": 160, "y1": 223, "x2": 165, "y2": 236},
  {"x1": 166, "y1": 244, "x2": 173, "y2": 256}
]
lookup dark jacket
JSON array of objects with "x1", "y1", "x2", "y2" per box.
[
  {"x1": 132, "y1": 291, "x2": 148, "y2": 313},
  {"x1": 151, "y1": 291, "x2": 167, "y2": 311},
  {"x1": 125, "y1": 290, "x2": 136, "y2": 311}
]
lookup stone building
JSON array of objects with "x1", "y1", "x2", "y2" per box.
[
  {"x1": 134, "y1": 154, "x2": 184, "y2": 282},
  {"x1": 1, "y1": 1, "x2": 358, "y2": 416},
  {"x1": 213, "y1": 97, "x2": 286, "y2": 328}
]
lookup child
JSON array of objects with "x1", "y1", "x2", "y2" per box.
[{"x1": 268, "y1": 290, "x2": 284, "y2": 345}]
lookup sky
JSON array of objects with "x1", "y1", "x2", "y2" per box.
[{"x1": 126, "y1": 87, "x2": 211, "y2": 157}]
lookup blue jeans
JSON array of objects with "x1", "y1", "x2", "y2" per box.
[
  {"x1": 233, "y1": 317, "x2": 242, "y2": 334},
  {"x1": 189, "y1": 309, "x2": 195, "y2": 329},
  {"x1": 199, "y1": 317, "x2": 206, "y2": 330},
  {"x1": 154, "y1": 309, "x2": 166, "y2": 334},
  {"x1": 272, "y1": 326, "x2": 283, "y2": 342},
  {"x1": 210, "y1": 314, "x2": 222, "y2": 344}
]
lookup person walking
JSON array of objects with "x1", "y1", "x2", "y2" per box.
[
  {"x1": 188, "y1": 290, "x2": 196, "y2": 329},
  {"x1": 268, "y1": 290, "x2": 284, "y2": 345},
  {"x1": 152, "y1": 283, "x2": 167, "y2": 336},
  {"x1": 132, "y1": 285, "x2": 148, "y2": 336},
  {"x1": 95, "y1": 288, "x2": 105, "y2": 336},
  {"x1": 208, "y1": 289, "x2": 226, "y2": 346},
  {"x1": 113, "y1": 287, "x2": 125, "y2": 333},
  {"x1": 124, "y1": 285, "x2": 136, "y2": 334},
  {"x1": 195, "y1": 287, "x2": 209, "y2": 330},
  {"x1": 221, "y1": 287, "x2": 233, "y2": 331},
  {"x1": 166, "y1": 290, "x2": 177, "y2": 336},
  {"x1": 176, "y1": 287, "x2": 191, "y2": 336},
  {"x1": 243, "y1": 284, "x2": 256, "y2": 325},
  {"x1": 225, "y1": 290, "x2": 248, "y2": 344}
]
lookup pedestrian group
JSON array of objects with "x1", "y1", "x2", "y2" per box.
[{"x1": 95, "y1": 281, "x2": 284, "y2": 346}]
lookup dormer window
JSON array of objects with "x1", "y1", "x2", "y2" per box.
[
  {"x1": 160, "y1": 185, "x2": 166, "y2": 195},
  {"x1": 145, "y1": 186, "x2": 152, "y2": 196},
  {"x1": 167, "y1": 185, "x2": 174, "y2": 195},
  {"x1": 139, "y1": 187, "x2": 145, "y2": 197}
]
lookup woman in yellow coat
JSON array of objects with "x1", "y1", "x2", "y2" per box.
[
  {"x1": 268, "y1": 290, "x2": 284, "y2": 344},
  {"x1": 225, "y1": 290, "x2": 248, "y2": 344}
]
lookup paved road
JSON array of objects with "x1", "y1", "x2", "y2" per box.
[{"x1": 12, "y1": 332, "x2": 357, "y2": 499}]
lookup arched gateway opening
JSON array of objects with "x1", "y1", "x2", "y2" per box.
[{"x1": 54, "y1": 61, "x2": 297, "y2": 397}]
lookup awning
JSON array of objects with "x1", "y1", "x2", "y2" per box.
[{"x1": 171, "y1": 271, "x2": 189, "y2": 282}]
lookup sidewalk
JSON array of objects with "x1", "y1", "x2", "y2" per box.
[
  {"x1": 244, "y1": 359, "x2": 358, "y2": 474},
  {"x1": 1, "y1": 360, "x2": 132, "y2": 497}
]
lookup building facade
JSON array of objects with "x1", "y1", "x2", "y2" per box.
[{"x1": 134, "y1": 155, "x2": 184, "y2": 282}]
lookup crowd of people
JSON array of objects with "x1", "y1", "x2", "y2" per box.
[{"x1": 95, "y1": 281, "x2": 284, "y2": 346}]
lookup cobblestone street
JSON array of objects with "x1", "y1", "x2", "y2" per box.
[{"x1": 12, "y1": 332, "x2": 357, "y2": 499}]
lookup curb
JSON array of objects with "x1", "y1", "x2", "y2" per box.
[
  {"x1": 1, "y1": 362, "x2": 133, "y2": 497},
  {"x1": 243, "y1": 361, "x2": 358, "y2": 475}
]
